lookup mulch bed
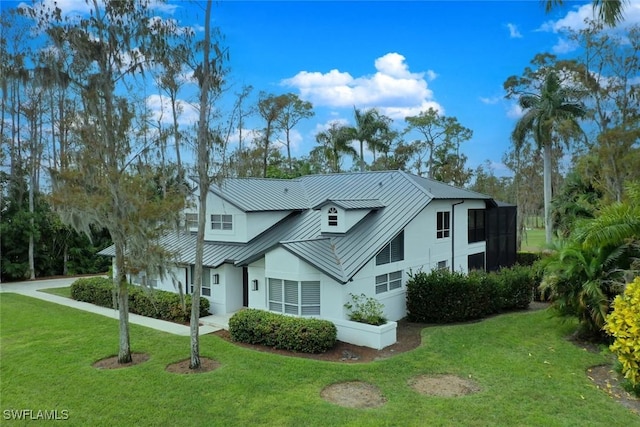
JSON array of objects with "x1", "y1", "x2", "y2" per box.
[{"x1": 93, "y1": 352, "x2": 150, "y2": 369}]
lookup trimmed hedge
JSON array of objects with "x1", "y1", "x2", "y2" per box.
[
  {"x1": 70, "y1": 277, "x2": 209, "y2": 323},
  {"x1": 228, "y1": 309, "x2": 337, "y2": 354},
  {"x1": 406, "y1": 265, "x2": 536, "y2": 323}
]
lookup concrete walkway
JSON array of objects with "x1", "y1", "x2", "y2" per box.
[{"x1": 0, "y1": 277, "x2": 230, "y2": 336}]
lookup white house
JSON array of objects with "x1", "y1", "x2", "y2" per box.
[{"x1": 102, "y1": 170, "x2": 516, "y2": 349}]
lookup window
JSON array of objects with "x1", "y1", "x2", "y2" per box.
[
  {"x1": 211, "y1": 214, "x2": 233, "y2": 231},
  {"x1": 468, "y1": 209, "x2": 485, "y2": 243},
  {"x1": 268, "y1": 279, "x2": 320, "y2": 316},
  {"x1": 468, "y1": 252, "x2": 485, "y2": 271},
  {"x1": 328, "y1": 207, "x2": 338, "y2": 227},
  {"x1": 437, "y1": 211, "x2": 450, "y2": 239},
  {"x1": 375, "y1": 271, "x2": 403, "y2": 294},
  {"x1": 185, "y1": 213, "x2": 198, "y2": 229},
  {"x1": 376, "y1": 231, "x2": 404, "y2": 265},
  {"x1": 437, "y1": 260, "x2": 448, "y2": 270},
  {"x1": 131, "y1": 272, "x2": 156, "y2": 288},
  {"x1": 189, "y1": 266, "x2": 212, "y2": 297}
]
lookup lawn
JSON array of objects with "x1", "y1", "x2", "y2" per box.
[
  {"x1": 1, "y1": 293, "x2": 636, "y2": 426},
  {"x1": 521, "y1": 228, "x2": 547, "y2": 252}
]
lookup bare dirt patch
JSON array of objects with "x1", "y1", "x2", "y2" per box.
[
  {"x1": 93, "y1": 352, "x2": 149, "y2": 369},
  {"x1": 320, "y1": 381, "x2": 387, "y2": 408},
  {"x1": 165, "y1": 357, "x2": 220, "y2": 374},
  {"x1": 409, "y1": 374, "x2": 481, "y2": 397},
  {"x1": 587, "y1": 365, "x2": 639, "y2": 415}
]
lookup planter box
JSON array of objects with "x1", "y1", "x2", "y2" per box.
[{"x1": 328, "y1": 318, "x2": 397, "y2": 350}]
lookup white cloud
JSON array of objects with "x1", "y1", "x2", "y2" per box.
[
  {"x1": 282, "y1": 52, "x2": 443, "y2": 120},
  {"x1": 506, "y1": 23, "x2": 523, "y2": 38},
  {"x1": 506, "y1": 102, "x2": 524, "y2": 120},
  {"x1": 540, "y1": 2, "x2": 640, "y2": 33},
  {"x1": 479, "y1": 96, "x2": 501, "y2": 105},
  {"x1": 146, "y1": 94, "x2": 199, "y2": 126},
  {"x1": 552, "y1": 37, "x2": 580, "y2": 54}
]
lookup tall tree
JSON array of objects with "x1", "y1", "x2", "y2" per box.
[
  {"x1": 404, "y1": 108, "x2": 473, "y2": 180},
  {"x1": 565, "y1": 22, "x2": 640, "y2": 203},
  {"x1": 508, "y1": 70, "x2": 586, "y2": 245},
  {"x1": 346, "y1": 107, "x2": 388, "y2": 172},
  {"x1": 257, "y1": 92, "x2": 287, "y2": 178},
  {"x1": 189, "y1": 0, "x2": 227, "y2": 369},
  {"x1": 35, "y1": 0, "x2": 187, "y2": 364},
  {"x1": 276, "y1": 93, "x2": 314, "y2": 173},
  {"x1": 312, "y1": 122, "x2": 356, "y2": 173}
]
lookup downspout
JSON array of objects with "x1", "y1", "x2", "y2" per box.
[{"x1": 451, "y1": 200, "x2": 464, "y2": 272}]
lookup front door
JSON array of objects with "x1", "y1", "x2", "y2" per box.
[{"x1": 242, "y1": 267, "x2": 248, "y2": 307}]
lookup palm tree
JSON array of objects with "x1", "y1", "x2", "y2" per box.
[
  {"x1": 512, "y1": 71, "x2": 586, "y2": 245},
  {"x1": 346, "y1": 108, "x2": 389, "y2": 172},
  {"x1": 544, "y1": 0, "x2": 628, "y2": 27},
  {"x1": 313, "y1": 122, "x2": 357, "y2": 173}
]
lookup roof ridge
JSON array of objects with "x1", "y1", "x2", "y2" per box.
[{"x1": 397, "y1": 170, "x2": 435, "y2": 199}]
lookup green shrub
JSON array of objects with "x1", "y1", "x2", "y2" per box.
[
  {"x1": 406, "y1": 266, "x2": 535, "y2": 324},
  {"x1": 344, "y1": 293, "x2": 387, "y2": 326},
  {"x1": 228, "y1": 309, "x2": 336, "y2": 353},
  {"x1": 516, "y1": 252, "x2": 542, "y2": 266},
  {"x1": 496, "y1": 265, "x2": 535, "y2": 310},
  {"x1": 69, "y1": 277, "x2": 209, "y2": 323},
  {"x1": 71, "y1": 277, "x2": 115, "y2": 307}
]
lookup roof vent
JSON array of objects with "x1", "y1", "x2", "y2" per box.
[
  {"x1": 378, "y1": 181, "x2": 383, "y2": 187},
  {"x1": 284, "y1": 188, "x2": 288, "y2": 194}
]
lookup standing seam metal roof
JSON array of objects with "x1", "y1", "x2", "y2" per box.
[{"x1": 100, "y1": 171, "x2": 496, "y2": 283}]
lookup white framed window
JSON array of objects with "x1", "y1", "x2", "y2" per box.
[
  {"x1": 211, "y1": 214, "x2": 233, "y2": 231},
  {"x1": 268, "y1": 278, "x2": 320, "y2": 316},
  {"x1": 375, "y1": 270, "x2": 403, "y2": 294},
  {"x1": 185, "y1": 213, "x2": 198, "y2": 229},
  {"x1": 189, "y1": 266, "x2": 212, "y2": 297},
  {"x1": 328, "y1": 207, "x2": 338, "y2": 227},
  {"x1": 437, "y1": 260, "x2": 448, "y2": 270},
  {"x1": 375, "y1": 231, "x2": 404, "y2": 265},
  {"x1": 437, "y1": 211, "x2": 450, "y2": 239},
  {"x1": 131, "y1": 272, "x2": 156, "y2": 288}
]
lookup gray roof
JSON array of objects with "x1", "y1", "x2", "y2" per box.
[
  {"x1": 312, "y1": 198, "x2": 386, "y2": 210},
  {"x1": 208, "y1": 178, "x2": 308, "y2": 212},
  {"x1": 101, "y1": 171, "x2": 498, "y2": 283}
]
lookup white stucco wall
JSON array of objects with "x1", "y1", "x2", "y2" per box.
[
  {"x1": 247, "y1": 258, "x2": 266, "y2": 310},
  {"x1": 185, "y1": 191, "x2": 292, "y2": 243}
]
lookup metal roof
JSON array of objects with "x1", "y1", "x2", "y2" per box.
[
  {"x1": 208, "y1": 178, "x2": 308, "y2": 212},
  {"x1": 312, "y1": 198, "x2": 386, "y2": 210},
  {"x1": 101, "y1": 171, "x2": 499, "y2": 283}
]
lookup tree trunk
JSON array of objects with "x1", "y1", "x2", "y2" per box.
[
  {"x1": 114, "y1": 240, "x2": 131, "y2": 364},
  {"x1": 359, "y1": 140, "x2": 365, "y2": 172},
  {"x1": 543, "y1": 144, "x2": 553, "y2": 246},
  {"x1": 190, "y1": 0, "x2": 213, "y2": 370}
]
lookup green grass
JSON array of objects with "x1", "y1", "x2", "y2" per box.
[
  {"x1": 1, "y1": 293, "x2": 635, "y2": 426},
  {"x1": 38, "y1": 286, "x2": 72, "y2": 298},
  {"x1": 522, "y1": 228, "x2": 547, "y2": 252}
]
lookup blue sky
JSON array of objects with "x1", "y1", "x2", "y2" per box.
[{"x1": 8, "y1": 0, "x2": 640, "y2": 177}]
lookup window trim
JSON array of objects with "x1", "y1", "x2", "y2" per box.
[
  {"x1": 375, "y1": 231, "x2": 405, "y2": 266},
  {"x1": 468, "y1": 209, "x2": 486, "y2": 243},
  {"x1": 268, "y1": 278, "x2": 321, "y2": 316},
  {"x1": 185, "y1": 213, "x2": 198, "y2": 229},
  {"x1": 437, "y1": 211, "x2": 451, "y2": 239},
  {"x1": 375, "y1": 270, "x2": 403, "y2": 294},
  {"x1": 328, "y1": 207, "x2": 338, "y2": 227},
  {"x1": 211, "y1": 214, "x2": 233, "y2": 231}
]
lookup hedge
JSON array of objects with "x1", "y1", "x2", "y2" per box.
[
  {"x1": 228, "y1": 309, "x2": 337, "y2": 354},
  {"x1": 70, "y1": 277, "x2": 209, "y2": 323},
  {"x1": 406, "y1": 265, "x2": 536, "y2": 323}
]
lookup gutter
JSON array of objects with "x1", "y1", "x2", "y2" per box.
[{"x1": 451, "y1": 200, "x2": 464, "y2": 272}]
